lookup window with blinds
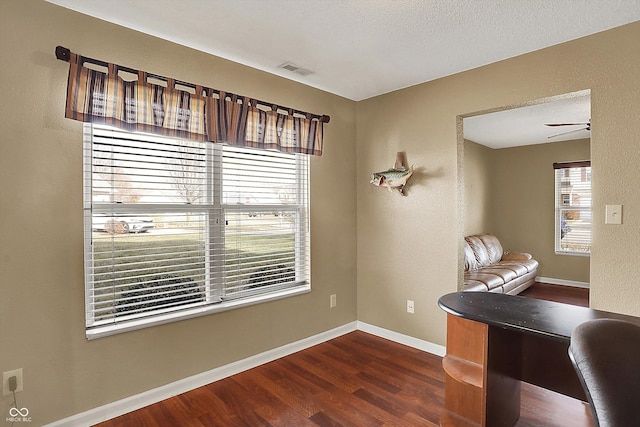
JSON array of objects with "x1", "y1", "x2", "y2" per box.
[
  {"x1": 84, "y1": 124, "x2": 310, "y2": 337},
  {"x1": 554, "y1": 161, "x2": 591, "y2": 256}
]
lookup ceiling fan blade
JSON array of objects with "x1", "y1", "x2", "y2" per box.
[
  {"x1": 547, "y1": 127, "x2": 589, "y2": 139},
  {"x1": 544, "y1": 122, "x2": 590, "y2": 127}
]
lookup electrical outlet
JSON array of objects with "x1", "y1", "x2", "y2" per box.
[
  {"x1": 3, "y1": 368, "x2": 23, "y2": 395},
  {"x1": 330, "y1": 294, "x2": 337, "y2": 308},
  {"x1": 407, "y1": 300, "x2": 415, "y2": 314}
]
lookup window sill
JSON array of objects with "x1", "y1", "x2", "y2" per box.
[
  {"x1": 554, "y1": 251, "x2": 591, "y2": 257},
  {"x1": 86, "y1": 284, "x2": 311, "y2": 340}
]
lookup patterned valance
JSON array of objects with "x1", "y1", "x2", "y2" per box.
[
  {"x1": 61, "y1": 48, "x2": 327, "y2": 156},
  {"x1": 207, "y1": 93, "x2": 324, "y2": 156}
]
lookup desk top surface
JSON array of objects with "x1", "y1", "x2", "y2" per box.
[{"x1": 438, "y1": 292, "x2": 640, "y2": 342}]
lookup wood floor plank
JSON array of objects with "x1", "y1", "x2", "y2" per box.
[
  {"x1": 356, "y1": 365, "x2": 444, "y2": 426},
  {"x1": 363, "y1": 360, "x2": 444, "y2": 401},
  {"x1": 305, "y1": 344, "x2": 362, "y2": 375},
  {"x1": 288, "y1": 351, "x2": 363, "y2": 393},
  {"x1": 156, "y1": 397, "x2": 207, "y2": 427},
  {"x1": 275, "y1": 357, "x2": 337, "y2": 394},
  {"x1": 312, "y1": 388, "x2": 388, "y2": 427},
  {"x1": 254, "y1": 366, "x2": 322, "y2": 417},
  {"x1": 205, "y1": 379, "x2": 273, "y2": 427},
  {"x1": 251, "y1": 404, "x2": 316, "y2": 427},
  {"x1": 308, "y1": 410, "x2": 344, "y2": 427},
  {"x1": 356, "y1": 370, "x2": 403, "y2": 394},
  {"x1": 174, "y1": 385, "x2": 226, "y2": 419},
  {"x1": 232, "y1": 373, "x2": 315, "y2": 427},
  {"x1": 369, "y1": 358, "x2": 445, "y2": 391},
  {"x1": 402, "y1": 410, "x2": 441, "y2": 427},
  {"x1": 352, "y1": 387, "x2": 408, "y2": 418}
]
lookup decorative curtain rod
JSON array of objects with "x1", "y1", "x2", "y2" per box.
[{"x1": 55, "y1": 46, "x2": 330, "y2": 123}]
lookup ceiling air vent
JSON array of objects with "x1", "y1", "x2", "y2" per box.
[{"x1": 279, "y1": 62, "x2": 313, "y2": 77}]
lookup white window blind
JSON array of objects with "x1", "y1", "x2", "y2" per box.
[
  {"x1": 554, "y1": 161, "x2": 591, "y2": 255},
  {"x1": 84, "y1": 124, "x2": 309, "y2": 337}
]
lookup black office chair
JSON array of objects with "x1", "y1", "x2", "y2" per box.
[{"x1": 568, "y1": 318, "x2": 640, "y2": 427}]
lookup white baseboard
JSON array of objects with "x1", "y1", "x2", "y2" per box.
[
  {"x1": 357, "y1": 321, "x2": 446, "y2": 357},
  {"x1": 535, "y1": 276, "x2": 590, "y2": 289},
  {"x1": 45, "y1": 321, "x2": 444, "y2": 426}
]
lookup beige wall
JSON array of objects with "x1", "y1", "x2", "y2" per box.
[
  {"x1": 0, "y1": 2, "x2": 356, "y2": 424},
  {"x1": 464, "y1": 139, "x2": 591, "y2": 283},
  {"x1": 357, "y1": 21, "x2": 640, "y2": 346},
  {"x1": 463, "y1": 140, "x2": 493, "y2": 235}
]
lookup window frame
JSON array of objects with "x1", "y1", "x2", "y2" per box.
[
  {"x1": 554, "y1": 160, "x2": 592, "y2": 257},
  {"x1": 83, "y1": 124, "x2": 310, "y2": 339}
]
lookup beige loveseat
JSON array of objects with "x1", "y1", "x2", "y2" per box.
[{"x1": 463, "y1": 234, "x2": 538, "y2": 294}]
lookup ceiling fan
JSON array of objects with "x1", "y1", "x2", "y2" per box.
[{"x1": 545, "y1": 120, "x2": 591, "y2": 139}]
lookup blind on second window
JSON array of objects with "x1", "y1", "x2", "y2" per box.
[
  {"x1": 221, "y1": 145, "x2": 309, "y2": 299},
  {"x1": 554, "y1": 162, "x2": 591, "y2": 255},
  {"x1": 84, "y1": 125, "x2": 309, "y2": 328}
]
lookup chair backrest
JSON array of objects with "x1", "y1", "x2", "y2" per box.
[{"x1": 568, "y1": 318, "x2": 640, "y2": 427}]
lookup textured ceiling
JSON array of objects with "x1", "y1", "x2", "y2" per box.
[
  {"x1": 47, "y1": 0, "x2": 640, "y2": 101},
  {"x1": 464, "y1": 93, "x2": 591, "y2": 149}
]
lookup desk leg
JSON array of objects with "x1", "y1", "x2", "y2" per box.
[
  {"x1": 486, "y1": 326, "x2": 522, "y2": 426},
  {"x1": 442, "y1": 315, "x2": 487, "y2": 426}
]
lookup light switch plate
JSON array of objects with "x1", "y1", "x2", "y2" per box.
[{"x1": 605, "y1": 204, "x2": 622, "y2": 224}]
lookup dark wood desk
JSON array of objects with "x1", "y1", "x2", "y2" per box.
[{"x1": 437, "y1": 292, "x2": 640, "y2": 427}]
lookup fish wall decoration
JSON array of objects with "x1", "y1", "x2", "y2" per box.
[{"x1": 370, "y1": 152, "x2": 414, "y2": 196}]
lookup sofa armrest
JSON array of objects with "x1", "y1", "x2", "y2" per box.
[{"x1": 502, "y1": 251, "x2": 533, "y2": 261}]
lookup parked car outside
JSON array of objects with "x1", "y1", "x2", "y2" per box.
[{"x1": 93, "y1": 215, "x2": 154, "y2": 234}]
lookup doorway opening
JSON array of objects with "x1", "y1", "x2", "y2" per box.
[{"x1": 457, "y1": 90, "x2": 591, "y2": 302}]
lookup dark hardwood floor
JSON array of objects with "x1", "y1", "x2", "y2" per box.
[
  {"x1": 520, "y1": 282, "x2": 589, "y2": 307},
  {"x1": 95, "y1": 327, "x2": 593, "y2": 426}
]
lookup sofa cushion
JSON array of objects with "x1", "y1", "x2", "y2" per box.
[
  {"x1": 464, "y1": 241, "x2": 479, "y2": 272},
  {"x1": 478, "y1": 267, "x2": 518, "y2": 283},
  {"x1": 465, "y1": 235, "x2": 492, "y2": 268},
  {"x1": 501, "y1": 270, "x2": 537, "y2": 294},
  {"x1": 502, "y1": 251, "x2": 532, "y2": 261},
  {"x1": 499, "y1": 259, "x2": 539, "y2": 273},
  {"x1": 464, "y1": 271, "x2": 506, "y2": 291},
  {"x1": 493, "y1": 261, "x2": 529, "y2": 276},
  {"x1": 463, "y1": 279, "x2": 489, "y2": 292},
  {"x1": 478, "y1": 234, "x2": 504, "y2": 264}
]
